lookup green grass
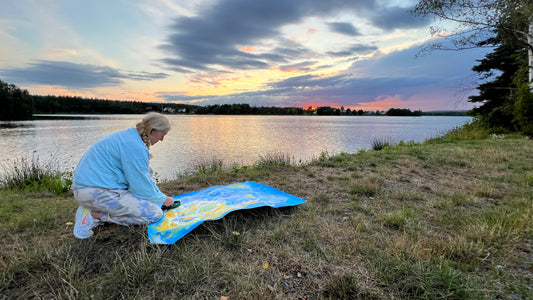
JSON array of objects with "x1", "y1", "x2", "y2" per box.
[
  {"x1": 193, "y1": 157, "x2": 224, "y2": 175},
  {"x1": 0, "y1": 152, "x2": 72, "y2": 194},
  {"x1": 1, "y1": 125, "x2": 532, "y2": 299},
  {"x1": 254, "y1": 152, "x2": 293, "y2": 169}
]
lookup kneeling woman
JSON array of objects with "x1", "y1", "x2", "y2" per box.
[{"x1": 72, "y1": 112, "x2": 175, "y2": 239}]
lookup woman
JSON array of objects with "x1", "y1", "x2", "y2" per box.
[{"x1": 73, "y1": 112, "x2": 175, "y2": 239}]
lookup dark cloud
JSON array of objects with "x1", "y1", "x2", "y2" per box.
[
  {"x1": 327, "y1": 43, "x2": 378, "y2": 57},
  {"x1": 159, "y1": 0, "x2": 427, "y2": 73},
  {"x1": 0, "y1": 60, "x2": 168, "y2": 89},
  {"x1": 125, "y1": 71, "x2": 169, "y2": 81},
  {"x1": 279, "y1": 61, "x2": 318, "y2": 72},
  {"x1": 160, "y1": 0, "x2": 307, "y2": 71},
  {"x1": 327, "y1": 22, "x2": 361, "y2": 36},
  {"x1": 368, "y1": 6, "x2": 431, "y2": 30}
]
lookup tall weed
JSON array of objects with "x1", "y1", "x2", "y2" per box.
[
  {"x1": 194, "y1": 158, "x2": 224, "y2": 175},
  {"x1": 371, "y1": 137, "x2": 393, "y2": 151},
  {"x1": 0, "y1": 152, "x2": 71, "y2": 194},
  {"x1": 254, "y1": 152, "x2": 292, "y2": 169}
]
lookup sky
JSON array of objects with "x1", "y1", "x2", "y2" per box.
[{"x1": 0, "y1": 0, "x2": 492, "y2": 111}]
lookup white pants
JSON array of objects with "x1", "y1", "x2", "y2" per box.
[{"x1": 73, "y1": 187, "x2": 163, "y2": 225}]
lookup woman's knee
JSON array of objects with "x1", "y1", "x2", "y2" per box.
[{"x1": 145, "y1": 207, "x2": 163, "y2": 223}]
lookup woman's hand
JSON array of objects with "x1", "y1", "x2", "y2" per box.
[{"x1": 163, "y1": 196, "x2": 174, "y2": 207}]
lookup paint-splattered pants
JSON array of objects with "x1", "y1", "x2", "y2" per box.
[{"x1": 73, "y1": 187, "x2": 163, "y2": 225}]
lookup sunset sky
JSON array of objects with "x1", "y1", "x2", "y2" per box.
[{"x1": 0, "y1": 0, "x2": 492, "y2": 111}]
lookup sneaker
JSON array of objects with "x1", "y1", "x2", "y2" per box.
[{"x1": 73, "y1": 206, "x2": 99, "y2": 239}]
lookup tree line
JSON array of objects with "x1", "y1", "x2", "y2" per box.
[
  {"x1": 0, "y1": 80, "x2": 430, "y2": 120},
  {"x1": 32, "y1": 94, "x2": 197, "y2": 115}
]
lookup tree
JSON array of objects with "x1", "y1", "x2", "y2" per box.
[
  {"x1": 385, "y1": 108, "x2": 423, "y2": 116},
  {"x1": 0, "y1": 80, "x2": 34, "y2": 120},
  {"x1": 413, "y1": 0, "x2": 533, "y2": 88},
  {"x1": 468, "y1": 36, "x2": 525, "y2": 129},
  {"x1": 316, "y1": 106, "x2": 339, "y2": 115},
  {"x1": 515, "y1": 83, "x2": 533, "y2": 135}
]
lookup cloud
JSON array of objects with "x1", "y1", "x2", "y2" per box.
[
  {"x1": 368, "y1": 6, "x2": 431, "y2": 30},
  {"x1": 158, "y1": 0, "x2": 430, "y2": 72},
  {"x1": 279, "y1": 61, "x2": 318, "y2": 72},
  {"x1": 327, "y1": 22, "x2": 361, "y2": 36},
  {"x1": 159, "y1": 0, "x2": 303, "y2": 71},
  {"x1": 0, "y1": 60, "x2": 168, "y2": 89},
  {"x1": 327, "y1": 43, "x2": 378, "y2": 57}
]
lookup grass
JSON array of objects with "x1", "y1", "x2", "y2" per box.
[
  {"x1": 1, "y1": 124, "x2": 532, "y2": 299},
  {"x1": 193, "y1": 157, "x2": 224, "y2": 175},
  {"x1": 0, "y1": 151, "x2": 72, "y2": 194},
  {"x1": 371, "y1": 137, "x2": 394, "y2": 151},
  {"x1": 253, "y1": 152, "x2": 293, "y2": 169}
]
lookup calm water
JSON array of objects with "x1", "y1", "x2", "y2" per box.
[{"x1": 0, "y1": 114, "x2": 471, "y2": 179}]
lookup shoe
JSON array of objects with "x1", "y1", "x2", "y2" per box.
[{"x1": 73, "y1": 206, "x2": 99, "y2": 239}]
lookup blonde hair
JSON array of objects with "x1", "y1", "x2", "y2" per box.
[{"x1": 136, "y1": 112, "x2": 171, "y2": 149}]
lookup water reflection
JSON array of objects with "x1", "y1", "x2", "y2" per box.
[
  {"x1": 1, "y1": 114, "x2": 471, "y2": 180},
  {"x1": 0, "y1": 122, "x2": 36, "y2": 129},
  {"x1": 33, "y1": 114, "x2": 142, "y2": 120}
]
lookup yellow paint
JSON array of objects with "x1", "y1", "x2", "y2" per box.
[{"x1": 154, "y1": 199, "x2": 258, "y2": 231}]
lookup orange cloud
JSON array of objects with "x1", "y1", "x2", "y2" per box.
[
  {"x1": 307, "y1": 28, "x2": 319, "y2": 34},
  {"x1": 27, "y1": 85, "x2": 87, "y2": 97},
  {"x1": 355, "y1": 96, "x2": 404, "y2": 111},
  {"x1": 289, "y1": 36, "x2": 298, "y2": 41},
  {"x1": 279, "y1": 67, "x2": 297, "y2": 73},
  {"x1": 300, "y1": 96, "x2": 407, "y2": 112},
  {"x1": 238, "y1": 46, "x2": 256, "y2": 53}
]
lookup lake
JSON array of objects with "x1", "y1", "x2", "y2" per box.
[{"x1": 0, "y1": 114, "x2": 471, "y2": 180}]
